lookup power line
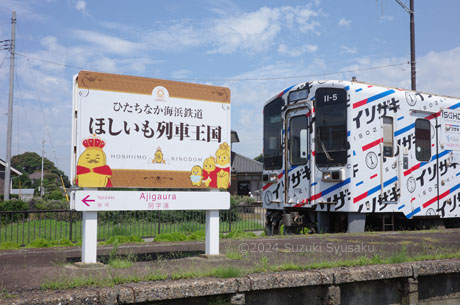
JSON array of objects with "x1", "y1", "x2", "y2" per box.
[
  {"x1": 0, "y1": 51, "x2": 8, "y2": 71},
  {"x1": 14, "y1": 51, "x2": 409, "y2": 82},
  {"x1": 16, "y1": 52, "x2": 84, "y2": 70},
  {"x1": 25, "y1": 58, "x2": 63, "y2": 171},
  {"x1": 14, "y1": 68, "x2": 40, "y2": 150},
  {"x1": 174, "y1": 62, "x2": 410, "y2": 82}
]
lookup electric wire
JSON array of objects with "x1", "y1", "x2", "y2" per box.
[
  {"x1": 14, "y1": 67, "x2": 40, "y2": 150},
  {"x1": 25, "y1": 58, "x2": 63, "y2": 173},
  {"x1": 0, "y1": 50, "x2": 9, "y2": 71},
  {"x1": 16, "y1": 52, "x2": 84, "y2": 70},
  {"x1": 14, "y1": 51, "x2": 409, "y2": 82},
  {"x1": 174, "y1": 62, "x2": 410, "y2": 82}
]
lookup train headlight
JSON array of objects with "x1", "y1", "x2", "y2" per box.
[
  {"x1": 269, "y1": 173, "x2": 278, "y2": 183},
  {"x1": 322, "y1": 169, "x2": 344, "y2": 182}
]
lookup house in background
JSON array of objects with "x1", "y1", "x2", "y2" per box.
[
  {"x1": 10, "y1": 188, "x2": 35, "y2": 202},
  {"x1": 230, "y1": 131, "x2": 263, "y2": 198},
  {"x1": 0, "y1": 159, "x2": 23, "y2": 197}
]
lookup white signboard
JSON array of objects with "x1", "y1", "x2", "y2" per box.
[
  {"x1": 72, "y1": 190, "x2": 230, "y2": 211},
  {"x1": 441, "y1": 109, "x2": 460, "y2": 151},
  {"x1": 71, "y1": 71, "x2": 231, "y2": 189}
]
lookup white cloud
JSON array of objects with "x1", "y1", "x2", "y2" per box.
[
  {"x1": 0, "y1": 0, "x2": 47, "y2": 21},
  {"x1": 338, "y1": 17, "x2": 351, "y2": 28},
  {"x1": 209, "y1": 4, "x2": 320, "y2": 54},
  {"x1": 380, "y1": 15, "x2": 394, "y2": 22},
  {"x1": 278, "y1": 43, "x2": 318, "y2": 57},
  {"x1": 143, "y1": 22, "x2": 204, "y2": 51},
  {"x1": 210, "y1": 7, "x2": 281, "y2": 54},
  {"x1": 72, "y1": 30, "x2": 143, "y2": 56},
  {"x1": 74, "y1": 0, "x2": 88, "y2": 15},
  {"x1": 338, "y1": 47, "x2": 460, "y2": 97},
  {"x1": 341, "y1": 45, "x2": 357, "y2": 54},
  {"x1": 170, "y1": 69, "x2": 193, "y2": 79}
]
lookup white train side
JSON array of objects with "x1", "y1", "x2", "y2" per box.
[{"x1": 262, "y1": 80, "x2": 460, "y2": 234}]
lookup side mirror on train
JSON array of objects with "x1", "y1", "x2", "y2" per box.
[{"x1": 300, "y1": 129, "x2": 307, "y2": 158}]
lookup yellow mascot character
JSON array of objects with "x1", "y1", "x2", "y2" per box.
[
  {"x1": 190, "y1": 165, "x2": 203, "y2": 186},
  {"x1": 75, "y1": 136, "x2": 112, "y2": 187},
  {"x1": 215, "y1": 142, "x2": 230, "y2": 189}
]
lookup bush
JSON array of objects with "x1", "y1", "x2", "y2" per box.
[
  {"x1": 0, "y1": 242, "x2": 21, "y2": 250},
  {"x1": 45, "y1": 190, "x2": 65, "y2": 201},
  {"x1": 100, "y1": 235, "x2": 143, "y2": 245},
  {"x1": 0, "y1": 199, "x2": 28, "y2": 211},
  {"x1": 154, "y1": 232, "x2": 187, "y2": 242},
  {"x1": 26, "y1": 238, "x2": 52, "y2": 248},
  {"x1": 187, "y1": 230, "x2": 206, "y2": 241},
  {"x1": 33, "y1": 199, "x2": 68, "y2": 210},
  {"x1": 0, "y1": 199, "x2": 29, "y2": 223}
]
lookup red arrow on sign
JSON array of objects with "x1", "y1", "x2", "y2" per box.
[{"x1": 82, "y1": 195, "x2": 95, "y2": 207}]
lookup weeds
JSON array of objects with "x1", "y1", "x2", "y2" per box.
[
  {"x1": 225, "y1": 249, "x2": 244, "y2": 260},
  {"x1": 221, "y1": 230, "x2": 256, "y2": 240},
  {"x1": 25, "y1": 238, "x2": 74, "y2": 248},
  {"x1": 209, "y1": 266, "x2": 242, "y2": 278},
  {"x1": 389, "y1": 246, "x2": 408, "y2": 264},
  {"x1": 0, "y1": 242, "x2": 20, "y2": 250},
  {"x1": 99, "y1": 235, "x2": 143, "y2": 246}
]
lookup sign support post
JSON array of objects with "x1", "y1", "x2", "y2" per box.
[
  {"x1": 81, "y1": 211, "x2": 98, "y2": 263},
  {"x1": 205, "y1": 210, "x2": 220, "y2": 255}
]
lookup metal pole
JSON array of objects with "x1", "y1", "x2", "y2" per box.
[
  {"x1": 3, "y1": 10, "x2": 16, "y2": 201},
  {"x1": 410, "y1": 0, "x2": 416, "y2": 91}
]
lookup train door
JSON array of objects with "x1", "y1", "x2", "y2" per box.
[
  {"x1": 437, "y1": 109, "x2": 460, "y2": 218},
  {"x1": 380, "y1": 111, "x2": 399, "y2": 208},
  {"x1": 284, "y1": 107, "x2": 311, "y2": 205},
  {"x1": 400, "y1": 111, "x2": 438, "y2": 217}
]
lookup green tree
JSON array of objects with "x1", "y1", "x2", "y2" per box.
[
  {"x1": 11, "y1": 152, "x2": 70, "y2": 195},
  {"x1": 254, "y1": 153, "x2": 263, "y2": 162}
]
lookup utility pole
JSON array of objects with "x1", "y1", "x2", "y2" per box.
[
  {"x1": 395, "y1": 0, "x2": 416, "y2": 90},
  {"x1": 409, "y1": 0, "x2": 416, "y2": 91},
  {"x1": 40, "y1": 140, "x2": 45, "y2": 197},
  {"x1": 3, "y1": 10, "x2": 16, "y2": 201}
]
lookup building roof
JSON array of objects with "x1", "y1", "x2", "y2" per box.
[
  {"x1": 29, "y1": 171, "x2": 42, "y2": 180},
  {"x1": 231, "y1": 130, "x2": 240, "y2": 143},
  {"x1": 0, "y1": 159, "x2": 22, "y2": 176},
  {"x1": 231, "y1": 151, "x2": 263, "y2": 174}
]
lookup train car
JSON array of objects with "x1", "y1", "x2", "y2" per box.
[{"x1": 262, "y1": 80, "x2": 460, "y2": 234}]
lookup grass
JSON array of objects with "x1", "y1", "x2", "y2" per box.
[
  {"x1": 0, "y1": 288, "x2": 17, "y2": 299},
  {"x1": 107, "y1": 258, "x2": 134, "y2": 269},
  {"x1": 39, "y1": 247, "x2": 460, "y2": 290},
  {"x1": 221, "y1": 230, "x2": 257, "y2": 240},
  {"x1": 225, "y1": 249, "x2": 245, "y2": 260},
  {"x1": 209, "y1": 266, "x2": 242, "y2": 278},
  {"x1": 0, "y1": 242, "x2": 20, "y2": 250},
  {"x1": 99, "y1": 235, "x2": 143, "y2": 246},
  {"x1": 24, "y1": 238, "x2": 74, "y2": 248}
]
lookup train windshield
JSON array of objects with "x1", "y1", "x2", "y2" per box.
[
  {"x1": 315, "y1": 88, "x2": 348, "y2": 167},
  {"x1": 263, "y1": 97, "x2": 284, "y2": 170}
]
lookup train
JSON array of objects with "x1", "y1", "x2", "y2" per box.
[{"x1": 262, "y1": 80, "x2": 460, "y2": 234}]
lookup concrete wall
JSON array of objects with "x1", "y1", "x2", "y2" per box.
[{"x1": 10, "y1": 259, "x2": 460, "y2": 305}]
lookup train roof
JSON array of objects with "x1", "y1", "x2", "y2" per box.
[{"x1": 263, "y1": 79, "x2": 460, "y2": 107}]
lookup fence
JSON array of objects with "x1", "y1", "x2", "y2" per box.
[{"x1": 0, "y1": 203, "x2": 265, "y2": 245}]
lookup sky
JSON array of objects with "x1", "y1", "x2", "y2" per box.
[{"x1": 1, "y1": 0, "x2": 460, "y2": 178}]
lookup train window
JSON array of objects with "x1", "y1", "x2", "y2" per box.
[
  {"x1": 315, "y1": 88, "x2": 348, "y2": 167},
  {"x1": 289, "y1": 115, "x2": 308, "y2": 165},
  {"x1": 383, "y1": 116, "x2": 394, "y2": 157},
  {"x1": 415, "y1": 119, "x2": 431, "y2": 161},
  {"x1": 263, "y1": 98, "x2": 284, "y2": 170}
]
